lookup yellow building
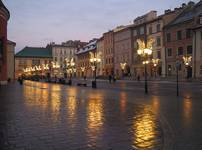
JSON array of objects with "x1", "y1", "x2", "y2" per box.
[{"x1": 15, "y1": 47, "x2": 53, "y2": 78}]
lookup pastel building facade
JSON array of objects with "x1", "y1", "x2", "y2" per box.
[
  {"x1": 103, "y1": 31, "x2": 114, "y2": 76},
  {"x1": 114, "y1": 26, "x2": 133, "y2": 78},
  {"x1": 76, "y1": 39, "x2": 97, "y2": 78},
  {"x1": 164, "y1": 1, "x2": 202, "y2": 78},
  {"x1": 15, "y1": 47, "x2": 52, "y2": 78},
  {"x1": 96, "y1": 37, "x2": 104, "y2": 76}
]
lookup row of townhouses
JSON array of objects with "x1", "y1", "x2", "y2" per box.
[{"x1": 16, "y1": 1, "x2": 202, "y2": 80}]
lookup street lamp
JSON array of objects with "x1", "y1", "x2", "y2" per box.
[
  {"x1": 120, "y1": 63, "x2": 127, "y2": 78},
  {"x1": 65, "y1": 58, "x2": 75, "y2": 85},
  {"x1": 183, "y1": 56, "x2": 192, "y2": 79},
  {"x1": 89, "y1": 52, "x2": 101, "y2": 88},
  {"x1": 137, "y1": 39, "x2": 153, "y2": 94},
  {"x1": 81, "y1": 67, "x2": 85, "y2": 78},
  {"x1": 152, "y1": 58, "x2": 160, "y2": 77}
]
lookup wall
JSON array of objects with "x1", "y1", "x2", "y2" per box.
[{"x1": 7, "y1": 41, "x2": 15, "y2": 81}]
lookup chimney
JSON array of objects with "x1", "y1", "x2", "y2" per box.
[
  {"x1": 165, "y1": 9, "x2": 171, "y2": 14},
  {"x1": 182, "y1": 3, "x2": 186, "y2": 8},
  {"x1": 188, "y1": 1, "x2": 195, "y2": 6}
]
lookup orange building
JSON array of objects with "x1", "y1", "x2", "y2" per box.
[{"x1": 0, "y1": 0, "x2": 10, "y2": 84}]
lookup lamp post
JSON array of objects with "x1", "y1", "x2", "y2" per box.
[
  {"x1": 152, "y1": 58, "x2": 160, "y2": 78},
  {"x1": 137, "y1": 39, "x2": 153, "y2": 94},
  {"x1": 81, "y1": 67, "x2": 85, "y2": 78},
  {"x1": 65, "y1": 58, "x2": 75, "y2": 85},
  {"x1": 183, "y1": 56, "x2": 192, "y2": 79},
  {"x1": 176, "y1": 60, "x2": 181, "y2": 97},
  {"x1": 90, "y1": 52, "x2": 101, "y2": 88},
  {"x1": 52, "y1": 61, "x2": 60, "y2": 82},
  {"x1": 120, "y1": 63, "x2": 127, "y2": 78}
]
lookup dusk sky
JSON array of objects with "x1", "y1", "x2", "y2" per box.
[{"x1": 4, "y1": 0, "x2": 199, "y2": 52}]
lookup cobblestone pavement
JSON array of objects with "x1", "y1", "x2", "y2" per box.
[{"x1": 0, "y1": 81, "x2": 202, "y2": 150}]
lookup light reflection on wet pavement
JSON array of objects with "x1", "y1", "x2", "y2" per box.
[{"x1": 0, "y1": 81, "x2": 202, "y2": 150}]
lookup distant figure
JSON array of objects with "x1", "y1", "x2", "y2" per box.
[
  {"x1": 54, "y1": 75, "x2": 57, "y2": 83},
  {"x1": 18, "y1": 77, "x2": 23, "y2": 85},
  {"x1": 109, "y1": 75, "x2": 112, "y2": 83},
  {"x1": 7, "y1": 78, "x2": 11, "y2": 83},
  {"x1": 137, "y1": 75, "x2": 140, "y2": 81},
  {"x1": 113, "y1": 75, "x2": 116, "y2": 83},
  {"x1": 84, "y1": 76, "x2": 86, "y2": 80}
]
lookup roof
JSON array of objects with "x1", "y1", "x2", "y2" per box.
[
  {"x1": 165, "y1": 1, "x2": 202, "y2": 28},
  {"x1": 76, "y1": 40, "x2": 97, "y2": 55},
  {"x1": 7, "y1": 40, "x2": 16, "y2": 45},
  {"x1": 15, "y1": 47, "x2": 52, "y2": 58},
  {"x1": 0, "y1": 0, "x2": 10, "y2": 20}
]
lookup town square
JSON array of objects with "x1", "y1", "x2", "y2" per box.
[{"x1": 0, "y1": 0, "x2": 202, "y2": 150}]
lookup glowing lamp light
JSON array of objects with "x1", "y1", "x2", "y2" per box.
[{"x1": 137, "y1": 49, "x2": 143, "y2": 55}]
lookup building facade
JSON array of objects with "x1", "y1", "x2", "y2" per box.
[
  {"x1": 0, "y1": 0, "x2": 10, "y2": 84},
  {"x1": 114, "y1": 26, "x2": 133, "y2": 78},
  {"x1": 96, "y1": 37, "x2": 104, "y2": 76},
  {"x1": 164, "y1": 1, "x2": 202, "y2": 78},
  {"x1": 7, "y1": 40, "x2": 16, "y2": 81},
  {"x1": 76, "y1": 39, "x2": 97, "y2": 78},
  {"x1": 132, "y1": 11, "x2": 157, "y2": 78},
  {"x1": 48, "y1": 41, "x2": 86, "y2": 76},
  {"x1": 192, "y1": 14, "x2": 202, "y2": 78},
  {"x1": 15, "y1": 47, "x2": 52, "y2": 78},
  {"x1": 103, "y1": 31, "x2": 114, "y2": 76}
]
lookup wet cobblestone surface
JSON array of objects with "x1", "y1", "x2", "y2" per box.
[{"x1": 0, "y1": 81, "x2": 202, "y2": 150}]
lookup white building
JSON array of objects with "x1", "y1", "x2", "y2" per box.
[
  {"x1": 47, "y1": 40, "x2": 86, "y2": 77},
  {"x1": 96, "y1": 37, "x2": 104, "y2": 76}
]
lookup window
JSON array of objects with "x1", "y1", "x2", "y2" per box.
[
  {"x1": 32, "y1": 60, "x2": 40, "y2": 66},
  {"x1": 157, "y1": 51, "x2": 161, "y2": 59},
  {"x1": 177, "y1": 47, "x2": 183, "y2": 56},
  {"x1": 19, "y1": 59, "x2": 27, "y2": 67},
  {"x1": 156, "y1": 24, "x2": 161, "y2": 32},
  {"x1": 167, "y1": 48, "x2": 172, "y2": 56},
  {"x1": 133, "y1": 30, "x2": 137, "y2": 36},
  {"x1": 166, "y1": 33, "x2": 171, "y2": 42},
  {"x1": 156, "y1": 37, "x2": 161, "y2": 46},
  {"x1": 140, "y1": 27, "x2": 145, "y2": 35},
  {"x1": 55, "y1": 57, "x2": 57, "y2": 61},
  {"x1": 149, "y1": 27, "x2": 152, "y2": 34},
  {"x1": 177, "y1": 31, "x2": 182, "y2": 40},
  {"x1": 186, "y1": 29, "x2": 191, "y2": 39},
  {"x1": 187, "y1": 45, "x2": 192, "y2": 54}
]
